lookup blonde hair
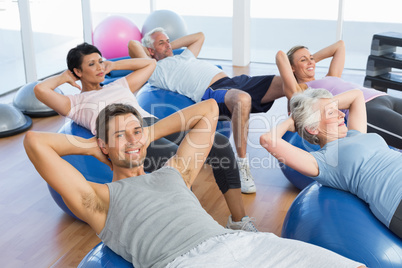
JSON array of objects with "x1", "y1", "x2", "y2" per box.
[{"x1": 286, "y1": 45, "x2": 308, "y2": 65}]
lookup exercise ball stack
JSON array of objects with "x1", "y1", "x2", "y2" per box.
[
  {"x1": 93, "y1": 15, "x2": 142, "y2": 59},
  {"x1": 142, "y1": 10, "x2": 187, "y2": 41}
]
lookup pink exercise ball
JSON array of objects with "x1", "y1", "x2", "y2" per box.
[{"x1": 93, "y1": 15, "x2": 142, "y2": 59}]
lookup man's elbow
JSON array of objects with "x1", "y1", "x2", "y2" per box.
[
  {"x1": 259, "y1": 133, "x2": 272, "y2": 150},
  {"x1": 204, "y1": 98, "x2": 219, "y2": 118},
  {"x1": 128, "y1": 39, "x2": 140, "y2": 48},
  {"x1": 128, "y1": 40, "x2": 143, "y2": 57},
  {"x1": 150, "y1": 58, "x2": 157, "y2": 68},
  {"x1": 196, "y1": 32, "x2": 205, "y2": 42},
  {"x1": 208, "y1": 98, "x2": 218, "y2": 109}
]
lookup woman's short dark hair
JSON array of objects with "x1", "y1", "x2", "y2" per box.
[
  {"x1": 67, "y1": 42, "x2": 102, "y2": 78},
  {"x1": 95, "y1": 103, "x2": 143, "y2": 144}
]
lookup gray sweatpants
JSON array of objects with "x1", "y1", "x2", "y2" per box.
[{"x1": 166, "y1": 231, "x2": 364, "y2": 268}]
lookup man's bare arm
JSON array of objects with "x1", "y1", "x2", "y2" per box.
[
  {"x1": 128, "y1": 40, "x2": 152, "y2": 59},
  {"x1": 157, "y1": 99, "x2": 218, "y2": 186},
  {"x1": 24, "y1": 132, "x2": 111, "y2": 227},
  {"x1": 170, "y1": 32, "x2": 205, "y2": 58}
]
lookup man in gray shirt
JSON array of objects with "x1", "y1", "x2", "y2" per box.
[{"x1": 24, "y1": 101, "x2": 365, "y2": 268}]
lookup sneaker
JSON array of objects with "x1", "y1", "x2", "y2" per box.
[
  {"x1": 237, "y1": 157, "x2": 256, "y2": 193},
  {"x1": 226, "y1": 215, "x2": 258, "y2": 232}
]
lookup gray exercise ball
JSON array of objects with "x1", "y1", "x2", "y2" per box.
[
  {"x1": 142, "y1": 10, "x2": 188, "y2": 42},
  {"x1": 0, "y1": 103, "x2": 32, "y2": 138},
  {"x1": 13, "y1": 81, "x2": 63, "y2": 117}
]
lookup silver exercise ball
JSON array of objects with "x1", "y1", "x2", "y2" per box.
[
  {"x1": 0, "y1": 103, "x2": 32, "y2": 138},
  {"x1": 142, "y1": 10, "x2": 188, "y2": 42},
  {"x1": 13, "y1": 81, "x2": 63, "y2": 117}
]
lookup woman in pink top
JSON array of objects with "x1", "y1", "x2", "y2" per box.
[
  {"x1": 276, "y1": 41, "x2": 402, "y2": 148},
  {"x1": 34, "y1": 43, "x2": 157, "y2": 133}
]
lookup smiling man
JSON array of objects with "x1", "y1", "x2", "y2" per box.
[{"x1": 24, "y1": 100, "x2": 365, "y2": 268}]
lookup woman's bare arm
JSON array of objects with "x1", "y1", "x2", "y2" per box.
[
  {"x1": 260, "y1": 117, "x2": 319, "y2": 177},
  {"x1": 313, "y1": 40, "x2": 345, "y2": 78}
]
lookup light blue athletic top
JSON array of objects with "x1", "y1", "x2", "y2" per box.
[
  {"x1": 98, "y1": 166, "x2": 232, "y2": 268},
  {"x1": 148, "y1": 48, "x2": 223, "y2": 102},
  {"x1": 311, "y1": 130, "x2": 402, "y2": 227}
]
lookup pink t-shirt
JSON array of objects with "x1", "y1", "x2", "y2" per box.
[
  {"x1": 306, "y1": 76, "x2": 387, "y2": 102},
  {"x1": 67, "y1": 78, "x2": 154, "y2": 135}
]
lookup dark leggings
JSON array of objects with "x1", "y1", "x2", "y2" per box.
[
  {"x1": 142, "y1": 117, "x2": 241, "y2": 193},
  {"x1": 366, "y1": 95, "x2": 402, "y2": 149},
  {"x1": 389, "y1": 200, "x2": 402, "y2": 239}
]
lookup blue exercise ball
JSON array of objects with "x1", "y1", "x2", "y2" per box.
[
  {"x1": 280, "y1": 131, "x2": 320, "y2": 190},
  {"x1": 48, "y1": 121, "x2": 113, "y2": 220},
  {"x1": 141, "y1": 9, "x2": 188, "y2": 41},
  {"x1": 78, "y1": 242, "x2": 132, "y2": 268},
  {"x1": 136, "y1": 83, "x2": 232, "y2": 138},
  {"x1": 0, "y1": 103, "x2": 32, "y2": 138},
  {"x1": 13, "y1": 81, "x2": 62, "y2": 117},
  {"x1": 282, "y1": 182, "x2": 402, "y2": 267}
]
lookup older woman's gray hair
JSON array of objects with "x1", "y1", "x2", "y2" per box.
[
  {"x1": 141, "y1": 27, "x2": 169, "y2": 49},
  {"x1": 290, "y1": 88, "x2": 333, "y2": 145}
]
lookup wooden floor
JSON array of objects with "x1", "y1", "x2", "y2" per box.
[{"x1": 0, "y1": 61, "x2": 363, "y2": 267}]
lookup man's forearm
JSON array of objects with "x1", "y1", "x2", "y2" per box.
[
  {"x1": 150, "y1": 100, "x2": 217, "y2": 142},
  {"x1": 24, "y1": 131, "x2": 97, "y2": 159},
  {"x1": 170, "y1": 32, "x2": 204, "y2": 50},
  {"x1": 128, "y1": 40, "x2": 151, "y2": 59},
  {"x1": 108, "y1": 58, "x2": 155, "y2": 71}
]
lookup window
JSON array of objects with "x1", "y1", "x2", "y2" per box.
[
  {"x1": 30, "y1": 0, "x2": 84, "y2": 79},
  {"x1": 343, "y1": 0, "x2": 402, "y2": 69},
  {"x1": 250, "y1": 0, "x2": 339, "y2": 66},
  {"x1": 154, "y1": 0, "x2": 233, "y2": 60},
  {"x1": 0, "y1": 0, "x2": 25, "y2": 95},
  {"x1": 91, "y1": 0, "x2": 150, "y2": 32}
]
